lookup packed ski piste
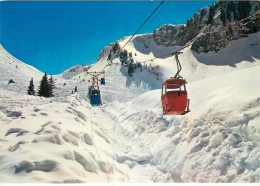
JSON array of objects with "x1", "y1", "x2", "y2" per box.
[{"x1": 0, "y1": 1, "x2": 260, "y2": 184}]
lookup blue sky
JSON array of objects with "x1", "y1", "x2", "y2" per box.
[{"x1": 0, "y1": 1, "x2": 214, "y2": 75}]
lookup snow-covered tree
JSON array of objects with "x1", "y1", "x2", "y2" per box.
[
  {"x1": 120, "y1": 50, "x2": 128, "y2": 66},
  {"x1": 38, "y1": 72, "x2": 53, "y2": 98},
  {"x1": 128, "y1": 64, "x2": 135, "y2": 77},
  {"x1": 27, "y1": 77, "x2": 35, "y2": 95},
  {"x1": 48, "y1": 75, "x2": 55, "y2": 97},
  {"x1": 112, "y1": 42, "x2": 120, "y2": 54}
]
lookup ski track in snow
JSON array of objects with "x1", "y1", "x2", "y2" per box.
[{"x1": 1, "y1": 31, "x2": 260, "y2": 183}]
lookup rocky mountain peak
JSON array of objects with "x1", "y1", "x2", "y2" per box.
[{"x1": 153, "y1": 1, "x2": 260, "y2": 53}]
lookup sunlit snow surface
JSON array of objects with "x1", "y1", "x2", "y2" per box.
[{"x1": 0, "y1": 32, "x2": 260, "y2": 183}]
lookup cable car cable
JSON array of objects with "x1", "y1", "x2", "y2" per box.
[
  {"x1": 119, "y1": 1, "x2": 165, "y2": 53},
  {"x1": 140, "y1": 1, "x2": 170, "y2": 35},
  {"x1": 85, "y1": 1, "x2": 166, "y2": 105},
  {"x1": 102, "y1": 0, "x2": 165, "y2": 71}
]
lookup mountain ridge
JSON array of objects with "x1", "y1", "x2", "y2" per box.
[{"x1": 97, "y1": 1, "x2": 259, "y2": 65}]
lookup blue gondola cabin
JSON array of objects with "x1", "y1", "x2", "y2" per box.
[
  {"x1": 88, "y1": 86, "x2": 101, "y2": 106},
  {"x1": 101, "y1": 78, "x2": 105, "y2": 85}
]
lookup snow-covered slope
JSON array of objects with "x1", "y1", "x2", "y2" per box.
[
  {"x1": 0, "y1": 44, "x2": 43, "y2": 94},
  {"x1": 1, "y1": 27, "x2": 260, "y2": 183},
  {"x1": 98, "y1": 32, "x2": 260, "y2": 182},
  {"x1": 0, "y1": 2, "x2": 260, "y2": 182},
  {"x1": 102, "y1": 64, "x2": 260, "y2": 182},
  {"x1": 91, "y1": 32, "x2": 260, "y2": 99}
]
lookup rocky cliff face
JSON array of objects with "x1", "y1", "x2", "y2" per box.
[
  {"x1": 153, "y1": 6, "x2": 209, "y2": 47},
  {"x1": 153, "y1": 1, "x2": 260, "y2": 53},
  {"x1": 191, "y1": 16, "x2": 260, "y2": 53},
  {"x1": 192, "y1": 1, "x2": 260, "y2": 53}
]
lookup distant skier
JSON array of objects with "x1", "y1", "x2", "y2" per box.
[{"x1": 8, "y1": 79, "x2": 15, "y2": 84}]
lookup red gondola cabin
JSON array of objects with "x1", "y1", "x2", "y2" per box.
[{"x1": 161, "y1": 78, "x2": 190, "y2": 115}]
